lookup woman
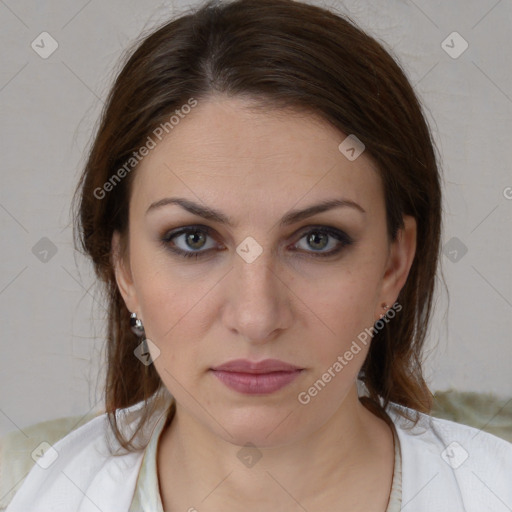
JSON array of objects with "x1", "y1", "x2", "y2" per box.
[{"x1": 5, "y1": 0, "x2": 512, "y2": 511}]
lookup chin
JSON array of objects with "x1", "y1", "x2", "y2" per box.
[{"x1": 212, "y1": 405, "x2": 303, "y2": 448}]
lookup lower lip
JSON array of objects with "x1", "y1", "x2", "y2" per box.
[{"x1": 211, "y1": 369, "x2": 303, "y2": 394}]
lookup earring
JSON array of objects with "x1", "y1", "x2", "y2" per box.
[
  {"x1": 379, "y1": 303, "x2": 389, "y2": 319},
  {"x1": 130, "y1": 312, "x2": 145, "y2": 337},
  {"x1": 130, "y1": 312, "x2": 150, "y2": 357}
]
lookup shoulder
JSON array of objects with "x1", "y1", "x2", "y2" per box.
[
  {"x1": 0, "y1": 411, "x2": 99, "y2": 510},
  {"x1": 386, "y1": 401, "x2": 512, "y2": 511},
  {"x1": 387, "y1": 401, "x2": 512, "y2": 461},
  {"x1": 2, "y1": 394, "x2": 171, "y2": 512}
]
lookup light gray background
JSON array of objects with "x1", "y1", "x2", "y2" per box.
[{"x1": 1, "y1": 0, "x2": 511, "y2": 437}]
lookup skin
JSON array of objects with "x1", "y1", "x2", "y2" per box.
[{"x1": 113, "y1": 94, "x2": 417, "y2": 511}]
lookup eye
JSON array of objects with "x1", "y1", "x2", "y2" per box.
[
  {"x1": 160, "y1": 225, "x2": 354, "y2": 259},
  {"x1": 161, "y1": 225, "x2": 219, "y2": 259},
  {"x1": 292, "y1": 226, "x2": 354, "y2": 258}
]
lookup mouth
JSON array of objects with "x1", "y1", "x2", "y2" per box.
[{"x1": 209, "y1": 359, "x2": 304, "y2": 395}]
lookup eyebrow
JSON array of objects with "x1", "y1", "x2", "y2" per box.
[{"x1": 145, "y1": 197, "x2": 366, "y2": 228}]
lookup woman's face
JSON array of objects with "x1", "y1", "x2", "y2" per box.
[{"x1": 113, "y1": 94, "x2": 416, "y2": 447}]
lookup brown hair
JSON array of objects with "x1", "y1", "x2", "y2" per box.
[{"x1": 72, "y1": 0, "x2": 442, "y2": 453}]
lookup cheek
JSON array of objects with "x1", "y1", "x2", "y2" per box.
[
  {"x1": 293, "y1": 281, "x2": 376, "y2": 412},
  {"x1": 292, "y1": 264, "x2": 381, "y2": 358},
  {"x1": 130, "y1": 260, "x2": 197, "y2": 367},
  {"x1": 139, "y1": 283, "x2": 200, "y2": 352},
  {"x1": 130, "y1": 238, "x2": 201, "y2": 334}
]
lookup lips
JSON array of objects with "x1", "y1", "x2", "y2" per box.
[
  {"x1": 211, "y1": 358, "x2": 303, "y2": 373},
  {"x1": 210, "y1": 359, "x2": 304, "y2": 394}
]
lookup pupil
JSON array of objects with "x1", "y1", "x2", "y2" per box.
[
  {"x1": 309, "y1": 232, "x2": 327, "y2": 250},
  {"x1": 187, "y1": 232, "x2": 204, "y2": 249}
]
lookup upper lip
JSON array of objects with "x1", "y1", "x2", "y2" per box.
[{"x1": 211, "y1": 358, "x2": 303, "y2": 374}]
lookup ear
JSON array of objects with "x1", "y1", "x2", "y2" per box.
[
  {"x1": 111, "y1": 230, "x2": 139, "y2": 313},
  {"x1": 377, "y1": 215, "x2": 417, "y2": 315}
]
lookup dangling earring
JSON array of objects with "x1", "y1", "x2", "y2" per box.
[
  {"x1": 379, "y1": 303, "x2": 389, "y2": 319},
  {"x1": 130, "y1": 312, "x2": 145, "y2": 337},
  {"x1": 130, "y1": 312, "x2": 148, "y2": 353}
]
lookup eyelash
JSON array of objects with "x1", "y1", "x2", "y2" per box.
[{"x1": 160, "y1": 225, "x2": 354, "y2": 260}]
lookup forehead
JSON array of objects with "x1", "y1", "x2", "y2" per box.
[{"x1": 131, "y1": 95, "x2": 383, "y2": 220}]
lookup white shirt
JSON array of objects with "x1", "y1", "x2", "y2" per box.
[{"x1": 5, "y1": 394, "x2": 512, "y2": 512}]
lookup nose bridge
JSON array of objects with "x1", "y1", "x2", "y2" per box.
[
  {"x1": 235, "y1": 241, "x2": 280, "y2": 303},
  {"x1": 227, "y1": 238, "x2": 289, "y2": 341}
]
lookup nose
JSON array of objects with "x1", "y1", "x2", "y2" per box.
[{"x1": 221, "y1": 249, "x2": 293, "y2": 344}]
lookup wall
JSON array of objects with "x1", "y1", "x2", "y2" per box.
[{"x1": 1, "y1": 0, "x2": 511, "y2": 436}]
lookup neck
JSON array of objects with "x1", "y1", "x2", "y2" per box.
[{"x1": 157, "y1": 384, "x2": 395, "y2": 511}]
